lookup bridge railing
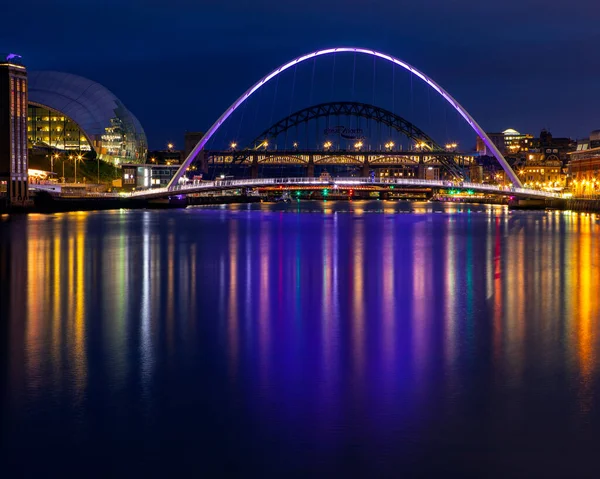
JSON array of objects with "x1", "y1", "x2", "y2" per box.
[{"x1": 125, "y1": 177, "x2": 563, "y2": 200}]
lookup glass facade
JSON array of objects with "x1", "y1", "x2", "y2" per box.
[
  {"x1": 27, "y1": 71, "x2": 147, "y2": 164},
  {"x1": 28, "y1": 104, "x2": 92, "y2": 152}
]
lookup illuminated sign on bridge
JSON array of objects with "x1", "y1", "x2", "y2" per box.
[{"x1": 323, "y1": 126, "x2": 366, "y2": 140}]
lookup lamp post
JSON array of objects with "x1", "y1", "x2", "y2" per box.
[
  {"x1": 52, "y1": 153, "x2": 59, "y2": 174},
  {"x1": 75, "y1": 153, "x2": 83, "y2": 183},
  {"x1": 69, "y1": 155, "x2": 74, "y2": 183}
]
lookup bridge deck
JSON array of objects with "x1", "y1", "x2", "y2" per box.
[{"x1": 127, "y1": 177, "x2": 561, "y2": 201}]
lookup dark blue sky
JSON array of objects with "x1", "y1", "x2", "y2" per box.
[{"x1": 2, "y1": 0, "x2": 599, "y2": 149}]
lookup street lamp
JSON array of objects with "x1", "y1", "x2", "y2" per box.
[
  {"x1": 324, "y1": 141, "x2": 332, "y2": 150},
  {"x1": 385, "y1": 141, "x2": 394, "y2": 151},
  {"x1": 230, "y1": 142, "x2": 237, "y2": 150},
  {"x1": 354, "y1": 141, "x2": 363, "y2": 150},
  {"x1": 75, "y1": 154, "x2": 83, "y2": 183},
  {"x1": 167, "y1": 143, "x2": 174, "y2": 151},
  {"x1": 68, "y1": 155, "x2": 74, "y2": 183},
  {"x1": 52, "y1": 153, "x2": 60, "y2": 173}
]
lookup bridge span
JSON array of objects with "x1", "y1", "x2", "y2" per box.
[{"x1": 128, "y1": 177, "x2": 561, "y2": 201}]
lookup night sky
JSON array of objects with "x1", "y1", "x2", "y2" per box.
[{"x1": 2, "y1": 0, "x2": 599, "y2": 149}]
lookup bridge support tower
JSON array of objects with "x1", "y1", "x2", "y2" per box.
[
  {"x1": 361, "y1": 156, "x2": 370, "y2": 177},
  {"x1": 307, "y1": 155, "x2": 315, "y2": 177},
  {"x1": 251, "y1": 154, "x2": 259, "y2": 179}
]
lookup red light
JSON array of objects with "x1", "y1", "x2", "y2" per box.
[{"x1": 349, "y1": 189, "x2": 353, "y2": 195}]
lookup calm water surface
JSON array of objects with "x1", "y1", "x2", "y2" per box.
[{"x1": 1, "y1": 201, "x2": 600, "y2": 477}]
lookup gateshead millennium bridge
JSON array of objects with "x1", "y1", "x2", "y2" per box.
[{"x1": 169, "y1": 47, "x2": 524, "y2": 189}]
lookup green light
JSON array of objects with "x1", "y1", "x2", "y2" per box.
[
  {"x1": 323, "y1": 189, "x2": 329, "y2": 196},
  {"x1": 390, "y1": 185, "x2": 394, "y2": 189},
  {"x1": 295, "y1": 190, "x2": 300, "y2": 196},
  {"x1": 467, "y1": 190, "x2": 474, "y2": 195}
]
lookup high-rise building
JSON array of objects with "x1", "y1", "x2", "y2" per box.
[
  {"x1": 0, "y1": 55, "x2": 29, "y2": 205},
  {"x1": 476, "y1": 128, "x2": 533, "y2": 156}
]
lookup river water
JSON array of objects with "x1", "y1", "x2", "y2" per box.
[{"x1": 1, "y1": 201, "x2": 600, "y2": 477}]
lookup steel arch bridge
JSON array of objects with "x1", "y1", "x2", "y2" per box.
[
  {"x1": 251, "y1": 101, "x2": 440, "y2": 149},
  {"x1": 205, "y1": 149, "x2": 475, "y2": 180},
  {"x1": 169, "y1": 47, "x2": 523, "y2": 189},
  {"x1": 210, "y1": 101, "x2": 467, "y2": 178}
]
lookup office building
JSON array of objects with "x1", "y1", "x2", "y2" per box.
[
  {"x1": 0, "y1": 55, "x2": 29, "y2": 205},
  {"x1": 121, "y1": 163, "x2": 180, "y2": 191}
]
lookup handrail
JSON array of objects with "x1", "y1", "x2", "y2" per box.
[{"x1": 128, "y1": 177, "x2": 562, "y2": 199}]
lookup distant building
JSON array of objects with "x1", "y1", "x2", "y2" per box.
[
  {"x1": 425, "y1": 166, "x2": 440, "y2": 181},
  {"x1": 0, "y1": 55, "x2": 30, "y2": 205},
  {"x1": 567, "y1": 130, "x2": 600, "y2": 196},
  {"x1": 476, "y1": 128, "x2": 573, "y2": 188},
  {"x1": 469, "y1": 164, "x2": 484, "y2": 183},
  {"x1": 530, "y1": 129, "x2": 576, "y2": 163},
  {"x1": 147, "y1": 149, "x2": 183, "y2": 165},
  {"x1": 27, "y1": 71, "x2": 147, "y2": 164},
  {"x1": 477, "y1": 128, "x2": 533, "y2": 156},
  {"x1": 515, "y1": 153, "x2": 564, "y2": 188},
  {"x1": 121, "y1": 163, "x2": 180, "y2": 191}
]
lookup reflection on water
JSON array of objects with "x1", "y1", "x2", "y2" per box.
[{"x1": 2, "y1": 203, "x2": 600, "y2": 476}]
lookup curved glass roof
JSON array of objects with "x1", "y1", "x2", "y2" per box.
[
  {"x1": 503, "y1": 128, "x2": 521, "y2": 136},
  {"x1": 28, "y1": 71, "x2": 147, "y2": 162}
]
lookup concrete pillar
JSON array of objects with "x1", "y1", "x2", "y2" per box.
[
  {"x1": 361, "y1": 155, "x2": 370, "y2": 177},
  {"x1": 307, "y1": 155, "x2": 315, "y2": 177},
  {"x1": 251, "y1": 154, "x2": 259, "y2": 179}
]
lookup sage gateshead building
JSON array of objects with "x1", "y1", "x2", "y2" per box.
[{"x1": 27, "y1": 71, "x2": 147, "y2": 164}]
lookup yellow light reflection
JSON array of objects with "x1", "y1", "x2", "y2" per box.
[
  {"x1": 228, "y1": 220, "x2": 239, "y2": 380},
  {"x1": 352, "y1": 219, "x2": 366, "y2": 392}
]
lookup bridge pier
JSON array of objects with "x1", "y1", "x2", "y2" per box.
[
  {"x1": 251, "y1": 154, "x2": 259, "y2": 179},
  {"x1": 361, "y1": 158, "x2": 370, "y2": 177},
  {"x1": 307, "y1": 155, "x2": 315, "y2": 177},
  {"x1": 417, "y1": 163, "x2": 426, "y2": 180}
]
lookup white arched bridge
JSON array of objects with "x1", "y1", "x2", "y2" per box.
[
  {"x1": 129, "y1": 177, "x2": 561, "y2": 201},
  {"x1": 168, "y1": 46, "x2": 526, "y2": 190}
]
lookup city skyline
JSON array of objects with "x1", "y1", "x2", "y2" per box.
[{"x1": 2, "y1": 0, "x2": 599, "y2": 149}]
